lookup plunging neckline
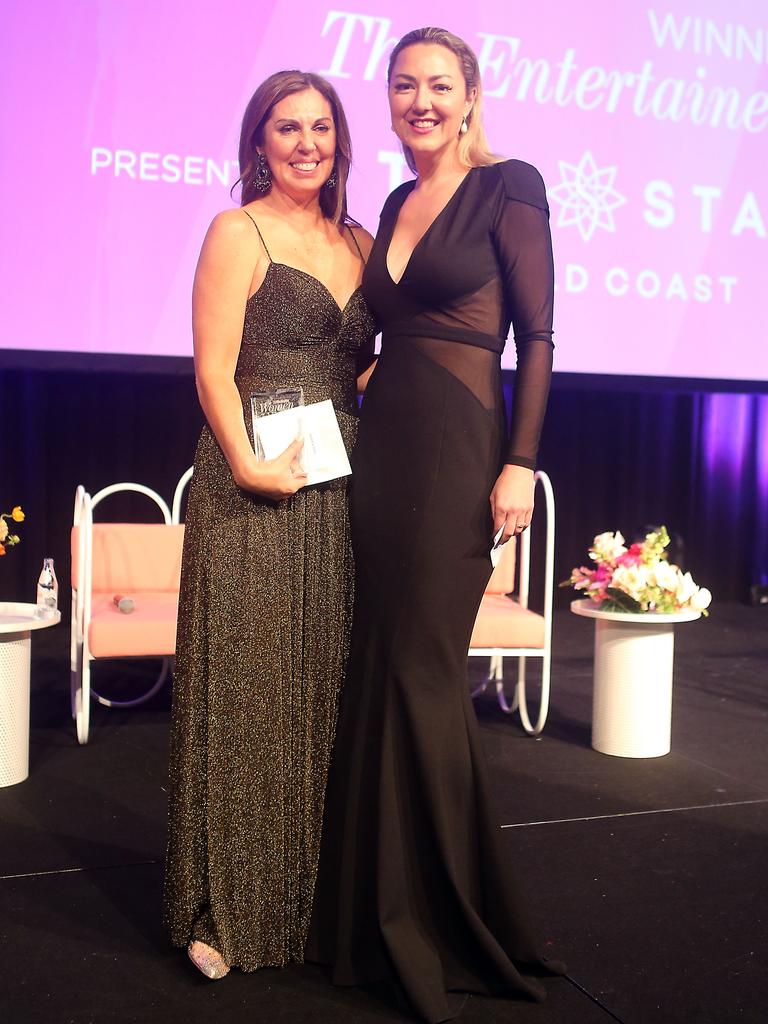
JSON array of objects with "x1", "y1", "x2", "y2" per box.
[
  {"x1": 247, "y1": 262, "x2": 363, "y2": 315},
  {"x1": 385, "y1": 169, "x2": 474, "y2": 286}
]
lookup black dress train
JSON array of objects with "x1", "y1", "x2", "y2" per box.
[{"x1": 306, "y1": 160, "x2": 561, "y2": 1022}]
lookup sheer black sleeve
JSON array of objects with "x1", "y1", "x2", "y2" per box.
[{"x1": 491, "y1": 161, "x2": 554, "y2": 469}]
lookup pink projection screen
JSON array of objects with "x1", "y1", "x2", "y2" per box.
[{"x1": 2, "y1": 1, "x2": 766, "y2": 381}]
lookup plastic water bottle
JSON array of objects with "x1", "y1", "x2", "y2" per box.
[{"x1": 36, "y1": 557, "x2": 58, "y2": 619}]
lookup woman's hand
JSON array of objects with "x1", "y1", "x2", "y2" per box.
[
  {"x1": 234, "y1": 438, "x2": 307, "y2": 500},
  {"x1": 490, "y1": 464, "x2": 535, "y2": 545}
]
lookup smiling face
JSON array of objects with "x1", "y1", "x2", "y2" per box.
[
  {"x1": 259, "y1": 87, "x2": 336, "y2": 200},
  {"x1": 388, "y1": 43, "x2": 475, "y2": 166}
]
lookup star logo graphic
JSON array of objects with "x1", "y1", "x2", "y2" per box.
[{"x1": 549, "y1": 151, "x2": 627, "y2": 242}]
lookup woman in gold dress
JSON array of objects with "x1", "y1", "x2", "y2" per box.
[{"x1": 163, "y1": 70, "x2": 375, "y2": 979}]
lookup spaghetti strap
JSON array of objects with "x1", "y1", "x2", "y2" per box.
[
  {"x1": 346, "y1": 225, "x2": 366, "y2": 265},
  {"x1": 242, "y1": 209, "x2": 272, "y2": 262}
]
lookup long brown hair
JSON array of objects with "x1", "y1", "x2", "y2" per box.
[
  {"x1": 234, "y1": 70, "x2": 354, "y2": 224},
  {"x1": 387, "y1": 27, "x2": 500, "y2": 175}
]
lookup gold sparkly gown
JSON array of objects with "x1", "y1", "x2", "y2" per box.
[{"x1": 163, "y1": 221, "x2": 375, "y2": 971}]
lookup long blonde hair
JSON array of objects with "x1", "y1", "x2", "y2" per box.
[{"x1": 386, "y1": 27, "x2": 500, "y2": 175}]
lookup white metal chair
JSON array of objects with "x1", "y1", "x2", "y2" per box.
[
  {"x1": 70, "y1": 469, "x2": 193, "y2": 745},
  {"x1": 469, "y1": 470, "x2": 555, "y2": 735},
  {"x1": 172, "y1": 466, "x2": 194, "y2": 525}
]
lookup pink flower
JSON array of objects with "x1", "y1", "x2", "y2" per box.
[{"x1": 620, "y1": 543, "x2": 644, "y2": 566}]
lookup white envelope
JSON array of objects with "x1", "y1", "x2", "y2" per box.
[
  {"x1": 490, "y1": 524, "x2": 509, "y2": 568},
  {"x1": 252, "y1": 399, "x2": 351, "y2": 486}
]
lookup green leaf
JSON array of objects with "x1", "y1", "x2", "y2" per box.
[{"x1": 603, "y1": 588, "x2": 643, "y2": 613}]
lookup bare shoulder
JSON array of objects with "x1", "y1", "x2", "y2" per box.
[
  {"x1": 205, "y1": 207, "x2": 261, "y2": 246},
  {"x1": 347, "y1": 224, "x2": 375, "y2": 261},
  {"x1": 197, "y1": 208, "x2": 264, "y2": 280},
  {"x1": 195, "y1": 207, "x2": 264, "y2": 294}
]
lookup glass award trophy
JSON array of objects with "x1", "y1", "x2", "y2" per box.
[
  {"x1": 250, "y1": 387, "x2": 304, "y2": 461},
  {"x1": 249, "y1": 386, "x2": 351, "y2": 486}
]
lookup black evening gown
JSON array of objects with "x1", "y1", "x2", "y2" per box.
[{"x1": 306, "y1": 161, "x2": 561, "y2": 1021}]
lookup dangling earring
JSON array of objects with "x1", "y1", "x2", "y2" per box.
[
  {"x1": 459, "y1": 115, "x2": 469, "y2": 136},
  {"x1": 325, "y1": 164, "x2": 338, "y2": 190},
  {"x1": 252, "y1": 152, "x2": 272, "y2": 193}
]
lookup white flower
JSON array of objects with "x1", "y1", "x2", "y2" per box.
[
  {"x1": 690, "y1": 587, "x2": 712, "y2": 612},
  {"x1": 612, "y1": 563, "x2": 649, "y2": 600},
  {"x1": 675, "y1": 571, "x2": 698, "y2": 606},
  {"x1": 649, "y1": 560, "x2": 678, "y2": 591},
  {"x1": 0, "y1": 518, "x2": 7, "y2": 542},
  {"x1": 590, "y1": 531, "x2": 626, "y2": 563}
]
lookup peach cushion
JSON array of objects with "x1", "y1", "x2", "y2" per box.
[
  {"x1": 470, "y1": 595, "x2": 545, "y2": 649},
  {"x1": 71, "y1": 524, "x2": 184, "y2": 591},
  {"x1": 88, "y1": 592, "x2": 179, "y2": 658},
  {"x1": 486, "y1": 538, "x2": 517, "y2": 595}
]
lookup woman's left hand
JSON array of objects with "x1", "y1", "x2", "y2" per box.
[{"x1": 490, "y1": 464, "x2": 535, "y2": 545}]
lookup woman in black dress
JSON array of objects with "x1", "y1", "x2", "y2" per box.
[{"x1": 307, "y1": 27, "x2": 561, "y2": 1022}]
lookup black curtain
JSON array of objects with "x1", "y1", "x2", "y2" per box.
[
  {"x1": 1, "y1": 364, "x2": 764, "y2": 617},
  {"x1": 0, "y1": 366, "x2": 203, "y2": 614}
]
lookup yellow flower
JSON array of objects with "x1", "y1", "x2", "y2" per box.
[
  {"x1": 0, "y1": 518, "x2": 7, "y2": 542},
  {"x1": 11, "y1": 506, "x2": 24, "y2": 522}
]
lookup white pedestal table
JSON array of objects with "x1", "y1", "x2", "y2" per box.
[
  {"x1": 0, "y1": 602, "x2": 61, "y2": 787},
  {"x1": 570, "y1": 599, "x2": 701, "y2": 758}
]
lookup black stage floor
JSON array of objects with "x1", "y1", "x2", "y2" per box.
[{"x1": 2, "y1": 604, "x2": 766, "y2": 1024}]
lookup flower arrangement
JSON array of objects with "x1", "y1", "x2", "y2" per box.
[
  {"x1": 0, "y1": 506, "x2": 25, "y2": 556},
  {"x1": 563, "y1": 526, "x2": 712, "y2": 615}
]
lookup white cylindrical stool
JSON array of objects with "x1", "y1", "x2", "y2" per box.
[
  {"x1": 571, "y1": 600, "x2": 700, "y2": 758},
  {"x1": 0, "y1": 603, "x2": 61, "y2": 787}
]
